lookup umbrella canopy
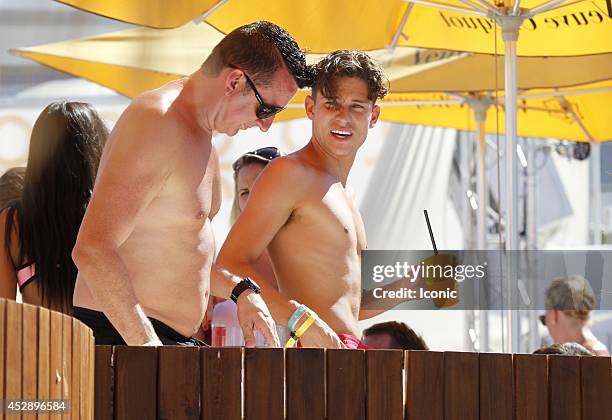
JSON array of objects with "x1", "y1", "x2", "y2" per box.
[{"x1": 55, "y1": 0, "x2": 612, "y2": 56}]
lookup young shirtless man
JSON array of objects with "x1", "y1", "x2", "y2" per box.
[
  {"x1": 72, "y1": 22, "x2": 311, "y2": 346},
  {"x1": 217, "y1": 50, "x2": 389, "y2": 348}
]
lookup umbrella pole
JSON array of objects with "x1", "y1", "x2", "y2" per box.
[
  {"x1": 498, "y1": 14, "x2": 524, "y2": 353},
  {"x1": 590, "y1": 141, "x2": 603, "y2": 245},
  {"x1": 472, "y1": 100, "x2": 489, "y2": 251}
]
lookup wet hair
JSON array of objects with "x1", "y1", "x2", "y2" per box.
[
  {"x1": 363, "y1": 321, "x2": 429, "y2": 350},
  {"x1": 202, "y1": 21, "x2": 312, "y2": 88},
  {"x1": 0, "y1": 167, "x2": 25, "y2": 210},
  {"x1": 533, "y1": 342, "x2": 594, "y2": 356},
  {"x1": 545, "y1": 275, "x2": 595, "y2": 321},
  {"x1": 310, "y1": 50, "x2": 389, "y2": 102},
  {"x1": 4, "y1": 101, "x2": 108, "y2": 312}
]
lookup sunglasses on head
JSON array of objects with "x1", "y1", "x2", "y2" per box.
[
  {"x1": 232, "y1": 147, "x2": 282, "y2": 172},
  {"x1": 229, "y1": 64, "x2": 285, "y2": 120}
]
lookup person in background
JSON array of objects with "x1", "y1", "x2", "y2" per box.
[
  {"x1": 0, "y1": 167, "x2": 25, "y2": 210},
  {"x1": 540, "y1": 275, "x2": 609, "y2": 356},
  {"x1": 0, "y1": 102, "x2": 107, "y2": 314},
  {"x1": 209, "y1": 147, "x2": 282, "y2": 346},
  {"x1": 362, "y1": 321, "x2": 429, "y2": 350},
  {"x1": 532, "y1": 342, "x2": 594, "y2": 356}
]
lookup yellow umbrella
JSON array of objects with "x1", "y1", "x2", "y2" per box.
[
  {"x1": 56, "y1": 0, "x2": 612, "y2": 56},
  {"x1": 55, "y1": 0, "x2": 225, "y2": 28}
]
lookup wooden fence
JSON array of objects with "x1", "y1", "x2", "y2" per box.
[
  {"x1": 94, "y1": 345, "x2": 611, "y2": 420},
  {"x1": 0, "y1": 298, "x2": 95, "y2": 420}
]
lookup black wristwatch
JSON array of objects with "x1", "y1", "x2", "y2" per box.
[{"x1": 230, "y1": 277, "x2": 261, "y2": 303}]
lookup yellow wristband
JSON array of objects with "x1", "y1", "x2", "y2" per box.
[{"x1": 284, "y1": 314, "x2": 316, "y2": 348}]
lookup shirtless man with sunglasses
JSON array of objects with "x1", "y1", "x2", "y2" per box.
[
  {"x1": 218, "y1": 51, "x2": 390, "y2": 348},
  {"x1": 72, "y1": 22, "x2": 310, "y2": 347}
]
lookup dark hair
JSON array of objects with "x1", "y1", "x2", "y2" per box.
[
  {"x1": 533, "y1": 342, "x2": 594, "y2": 356},
  {"x1": 0, "y1": 167, "x2": 25, "y2": 210},
  {"x1": 202, "y1": 21, "x2": 312, "y2": 88},
  {"x1": 310, "y1": 50, "x2": 389, "y2": 102},
  {"x1": 4, "y1": 101, "x2": 107, "y2": 312},
  {"x1": 363, "y1": 321, "x2": 428, "y2": 350}
]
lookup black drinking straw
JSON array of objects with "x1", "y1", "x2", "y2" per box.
[{"x1": 424, "y1": 210, "x2": 438, "y2": 255}]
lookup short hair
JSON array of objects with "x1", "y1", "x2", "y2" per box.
[
  {"x1": 363, "y1": 321, "x2": 428, "y2": 350},
  {"x1": 533, "y1": 342, "x2": 594, "y2": 356},
  {"x1": 0, "y1": 167, "x2": 25, "y2": 210},
  {"x1": 310, "y1": 50, "x2": 389, "y2": 102},
  {"x1": 230, "y1": 157, "x2": 268, "y2": 224},
  {"x1": 545, "y1": 275, "x2": 595, "y2": 321},
  {"x1": 202, "y1": 21, "x2": 311, "y2": 88}
]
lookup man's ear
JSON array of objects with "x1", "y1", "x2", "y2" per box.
[
  {"x1": 369, "y1": 104, "x2": 381, "y2": 128},
  {"x1": 305, "y1": 94, "x2": 315, "y2": 120},
  {"x1": 552, "y1": 309, "x2": 560, "y2": 323},
  {"x1": 225, "y1": 68, "x2": 243, "y2": 96}
]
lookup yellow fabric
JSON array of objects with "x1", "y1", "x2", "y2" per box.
[
  {"x1": 13, "y1": 23, "x2": 612, "y2": 140},
  {"x1": 55, "y1": 0, "x2": 611, "y2": 55},
  {"x1": 56, "y1": 0, "x2": 222, "y2": 28}
]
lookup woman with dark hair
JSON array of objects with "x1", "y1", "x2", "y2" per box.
[{"x1": 0, "y1": 101, "x2": 108, "y2": 314}]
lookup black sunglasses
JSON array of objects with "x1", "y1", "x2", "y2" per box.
[
  {"x1": 232, "y1": 147, "x2": 282, "y2": 172},
  {"x1": 229, "y1": 65, "x2": 284, "y2": 120}
]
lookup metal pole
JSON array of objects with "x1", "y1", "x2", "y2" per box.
[
  {"x1": 525, "y1": 138, "x2": 539, "y2": 351},
  {"x1": 472, "y1": 100, "x2": 490, "y2": 251},
  {"x1": 590, "y1": 141, "x2": 603, "y2": 245}
]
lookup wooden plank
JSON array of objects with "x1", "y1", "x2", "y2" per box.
[
  {"x1": 21, "y1": 304, "x2": 38, "y2": 420},
  {"x1": 515, "y1": 354, "x2": 548, "y2": 420},
  {"x1": 94, "y1": 346, "x2": 113, "y2": 420},
  {"x1": 366, "y1": 350, "x2": 403, "y2": 420},
  {"x1": 60, "y1": 315, "x2": 71, "y2": 420},
  {"x1": 549, "y1": 355, "x2": 581, "y2": 420},
  {"x1": 201, "y1": 347, "x2": 242, "y2": 420},
  {"x1": 0, "y1": 300, "x2": 5, "y2": 416},
  {"x1": 88, "y1": 332, "x2": 95, "y2": 420},
  {"x1": 327, "y1": 349, "x2": 366, "y2": 420},
  {"x1": 158, "y1": 346, "x2": 200, "y2": 420},
  {"x1": 79, "y1": 328, "x2": 92, "y2": 420},
  {"x1": 444, "y1": 352, "x2": 479, "y2": 420},
  {"x1": 70, "y1": 320, "x2": 81, "y2": 420},
  {"x1": 244, "y1": 348, "x2": 284, "y2": 420},
  {"x1": 94, "y1": 346, "x2": 114, "y2": 420},
  {"x1": 37, "y1": 307, "x2": 51, "y2": 420},
  {"x1": 6, "y1": 300, "x2": 23, "y2": 419},
  {"x1": 49, "y1": 310, "x2": 63, "y2": 404},
  {"x1": 286, "y1": 348, "x2": 325, "y2": 420},
  {"x1": 581, "y1": 356, "x2": 612, "y2": 420},
  {"x1": 405, "y1": 351, "x2": 444, "y2": 420},
  {"x1": 479, "y1": 353, "x2": 513, "y2": 420},
  {"x1": 114, "y1": 346, "x2": 157, "y2": 420}
]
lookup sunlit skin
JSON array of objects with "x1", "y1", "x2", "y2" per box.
[
  {"x1": 218, "y1": 77, "x2": 383, "y2": 348},
  {"x1": 544, "y1": 309, "x2": 609, "y2": 356},
  {"x1": 72, "y1": 64, "x2": 297, "y2": 346}
]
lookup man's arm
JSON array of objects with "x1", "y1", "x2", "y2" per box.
[
  {"x1": 216, "y1": 158, "x2": 343, "y2": 348},
  {"x1": 72, "y1": 104, "x2": 177, "y2": 346}
]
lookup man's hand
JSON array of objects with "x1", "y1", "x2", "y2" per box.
[
  {"x1": 297, "y1": 316, "x2": 345, "y2": 349},
  {"x1": 236, "y1": 290, "x2": 280, "y2": 347}
]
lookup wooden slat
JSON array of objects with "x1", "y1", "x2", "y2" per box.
[
  {"x1": 327, "y1": 349, "x2": 366, "y2": 420},
  {"x1": 37, "y1": 307, "x2": 51, "y2": 420},
  {"x1": 88, "y1": 332, "x2": 95, "y2": 420},
  {"x1": 286, "y1": 348, "x2": 325, "y2": 420},
  {"x1": 201, "y1": 347, "x2": 242, "y2": 420},
  {"x1": 158, "y1": 346, "x2": 200, "y2": 420},
  {"x1": 581, "y1": 356, "x2": 612, "y2": 420},
  {"x1": 244, "y1": 348, "x2": 284, "y2": 420},
  {"x1": 70, "y1": 320, "x2": 81, "y2": 420},
  {"x1": 114, "y1": 346, "x2": 157, "y2": 420},
  {"x1": 0, "y1": 300, "x2": 5, "y2": 414},
  {"x1": 94, "y1": 346, "x2": 114, "y2": 420},
  {"x1": 49, "y1": 310, "x2": 63, "y2": 404},
  {"x1": 6, "y1": 301, "x2": 23, "y2": 414},
  {"x1": 480, "y1": 353, "x2": 513, "y2": 420},
  {"x1": 366, "y1": 350, "x2": 403, "y2": 420},
  {"x1": 21, "y1": 304, "x2": 38, "y2": 420},
  {"x1": 444, "y1": 352, "x2": 479, "y2": 420},
  {"x1": 549, "y1": 355, "x2": 581, "y2": 420},
  {"x1": 60, "y1": 315, "x2": 72, "y2": 420},
  {"x1": 405, "y1": 351, "x2": 444, "y2": 420},
  {"x1": 515, "y1": 354, "x2": 548, "y2": 420},
  {"x1": 79, "y1": 327, "x2": 91, "y2": 420}
]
